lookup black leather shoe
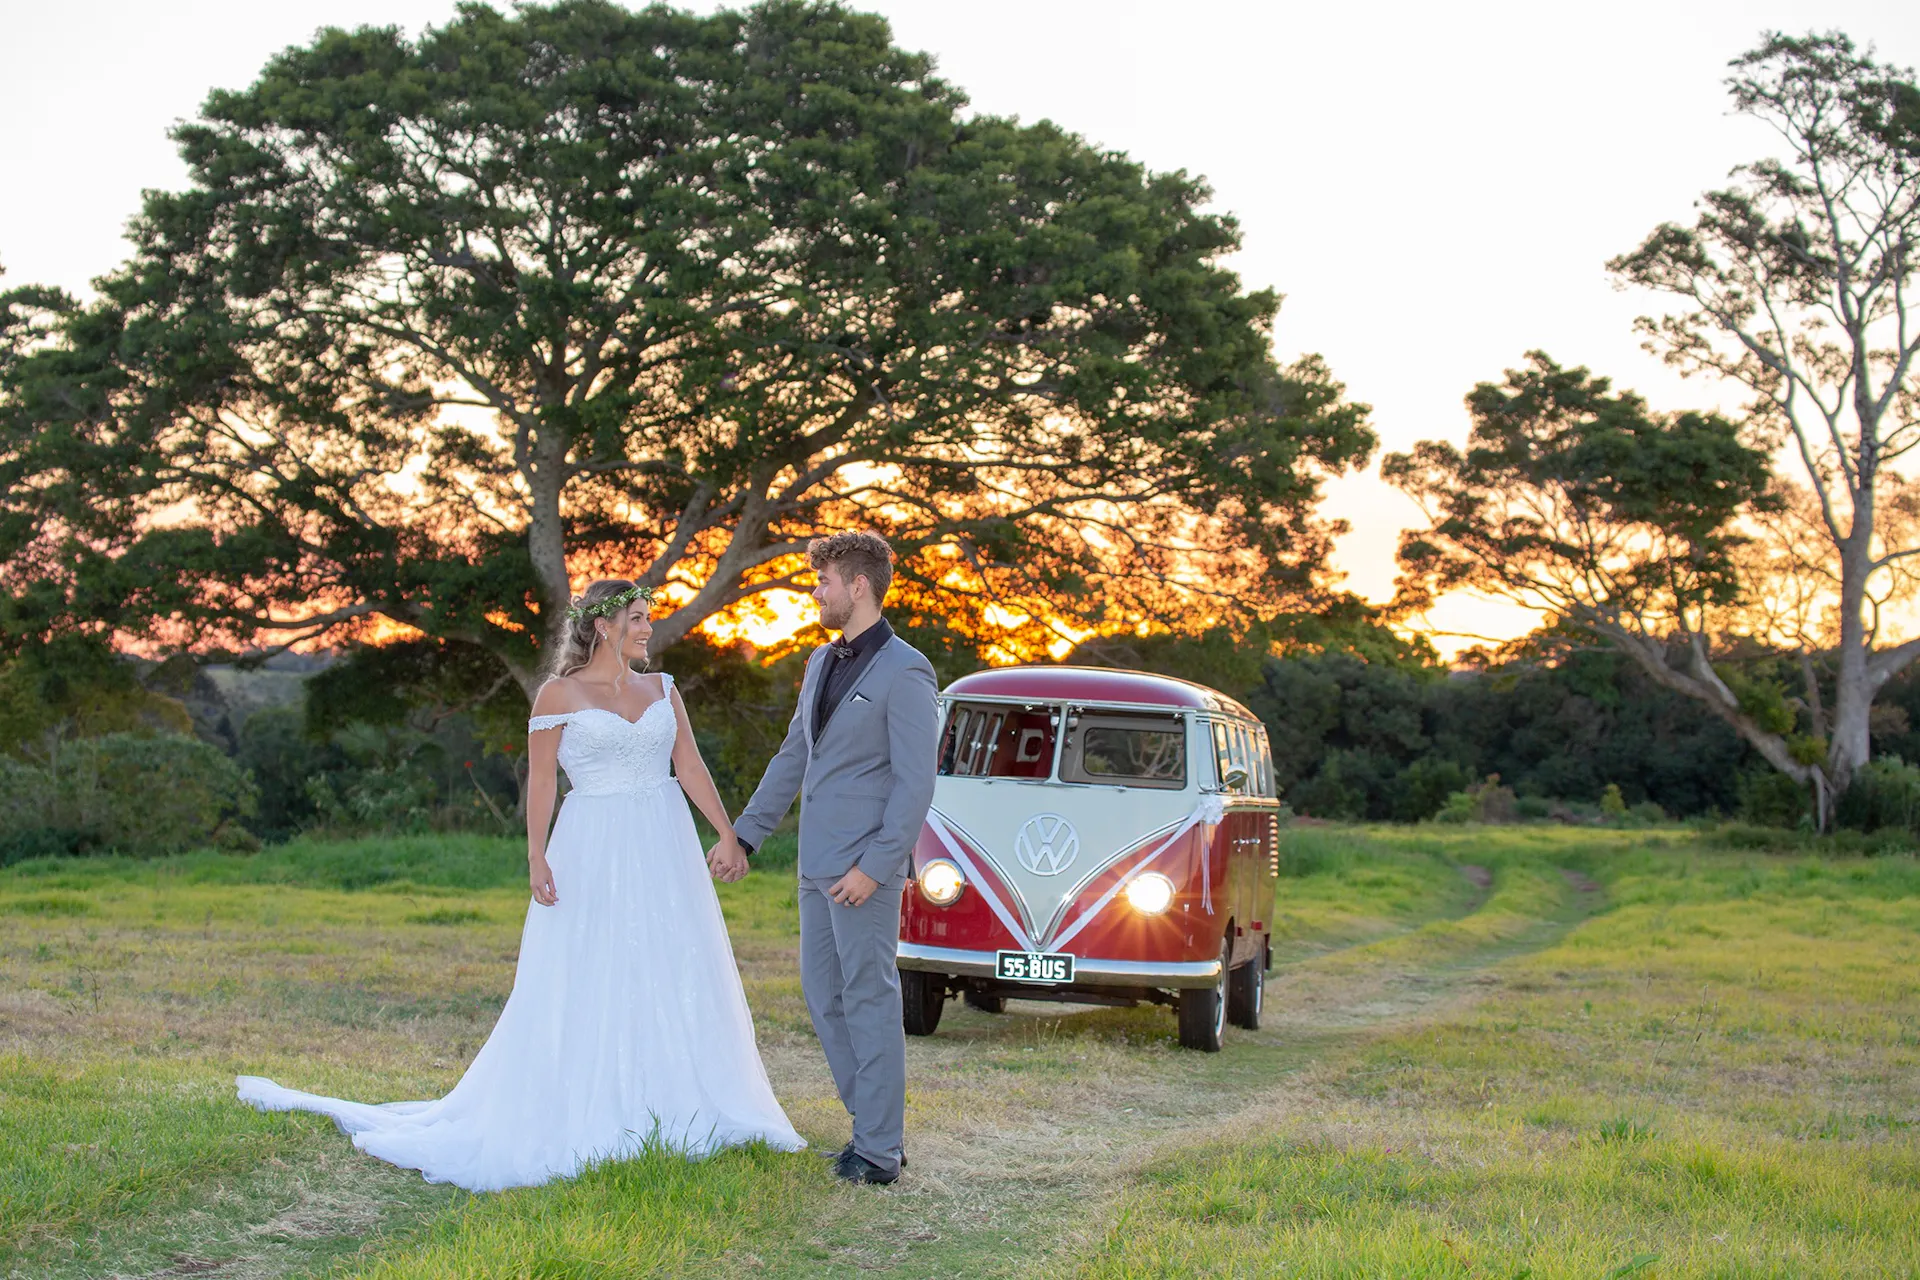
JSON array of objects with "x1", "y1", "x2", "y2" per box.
[
  {"x1": 833, "y1": 1149, "x2": 900, "y2": 1185},
  {"x1": 821, "y1": 1141, "x2": 905, "y2": 1169}
]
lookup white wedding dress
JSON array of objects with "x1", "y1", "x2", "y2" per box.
[{"x1": 235, "y1": 673, "x2": 805, "y2": 1192}]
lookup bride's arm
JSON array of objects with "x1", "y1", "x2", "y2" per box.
[
  {"x1": 525, "y1": 680, "x2": 568, "y2": 906},
  {"x1": 667, "y1": 686, "x2": 746, "y2": 871}
]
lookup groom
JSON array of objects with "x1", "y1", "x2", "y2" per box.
[{"x1": 716, "y1": 531, "x2": 939, "y2": 1185}]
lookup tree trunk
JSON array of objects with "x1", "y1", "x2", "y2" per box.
[
  {"x1": 1824, "y1": 495, "x2": 1879, "y2": 826},
  {"x1": 524, "y1": 421, "x2": 571, "y2": 690}
]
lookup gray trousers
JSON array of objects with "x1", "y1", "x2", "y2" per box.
[{"x1": 798, "y1": 871, "x2": 907, "y2": 1175}]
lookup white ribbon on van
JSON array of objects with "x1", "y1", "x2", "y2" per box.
[
  {"x1": 1047, "y1": 792, "x2": 1225, "y2": 952},
  {"x1": 923, "y1": 809, "x2": 1037, "y2": 953}
]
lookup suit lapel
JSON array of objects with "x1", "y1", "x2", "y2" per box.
[{"x1": 801, "y1": 645, "x2": 828, "y2": 751}]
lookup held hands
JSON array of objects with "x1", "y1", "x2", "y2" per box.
[
  {"x1": 828, "y1": 867, "x2": 881, "y2": 907},
  {"x1": 707, "y1": 835, "x2": 749, "y2": 883},
  {"x1": 529, "y1": 854, "x2": 558, "y2": 907}
]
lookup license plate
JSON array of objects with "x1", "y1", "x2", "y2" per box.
[{"x1": 995, "y1": 950, "x2": 1075, "y2": 984}]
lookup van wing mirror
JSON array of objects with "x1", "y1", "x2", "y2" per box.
[{"x1": 1221, "y1": 766, "x2": 1249, "y2": 791}]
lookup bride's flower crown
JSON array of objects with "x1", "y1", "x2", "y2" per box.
[{"x1": 565, "y1": 584, "x2": 655, "y2": 623}]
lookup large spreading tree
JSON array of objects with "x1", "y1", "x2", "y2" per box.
[
  {"x1": 0, "y1": 0, "x2": 1372, "y2": 697},
  {"x1": 1391, "y1": 32, "x2": 1920, "y2": 823}
]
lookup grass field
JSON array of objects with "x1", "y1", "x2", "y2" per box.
[{"x1": 2, "y1": 824, "x2": 1916, "y2": 1277}]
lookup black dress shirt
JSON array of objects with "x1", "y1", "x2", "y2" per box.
[{"x1": 814, "y1": 617, "x2": 894, "y2": 739}]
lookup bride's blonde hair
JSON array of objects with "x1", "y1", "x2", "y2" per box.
[{"x1": 548, "y1": 579, "x2": 654, "y2": 678}]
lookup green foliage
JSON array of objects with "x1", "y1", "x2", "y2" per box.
[
  {"x1": 1835, "y1": 757, "x2": 1920, "y2": 837},
  {"x1": 1737, "y1": 766, "x2": 1809, "y2": 830},
  {"x1": 0, "y1": 733, "x2": 254, "y2": 861},
  {"x1": 1434, "y1": 776, "x2": 1519, "y2": 825},
  {"x1": 1627, "y1": 800, "x2": 1668, "y2": 826},
  {"x1": 1234, "y1": 643, "x2": 1751, "y2": 822},
  {"x1": 1399, "y1": 756, "x2": 1472, "y2": 823},
  {"x1": 304, "y1": 640, "x2": 526, "y2": 758},
  {"x1": 1599, "y1": 783, "x2": 1627, "y2": 819},
  {"x1": 231, "y1": 706, "x2": 335, "y2": 840},
  {"x1": 0, "y1": 636, "x2": 189, "y2": 756},
  {"x1": 1722, "y1": 670, "x2": 1796, "y2": 736},
  {"x1": 1387, "y1": 353, "x2": 1774, "y2": 622}
]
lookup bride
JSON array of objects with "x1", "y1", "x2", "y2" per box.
[{"x1": 236, "y1": 578, "x2": 805, "y2": 1191}]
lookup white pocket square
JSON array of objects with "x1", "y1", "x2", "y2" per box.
[{"x1": 850, "y1": 692, "x2": 872, "y2": 703}]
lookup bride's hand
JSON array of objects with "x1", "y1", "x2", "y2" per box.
[
  {"x1": 707, "y1": 836, "x2": 748, "y2": 884},
  {"x1": 529, "y1": 854, "x2": 558, "y2": 906}
]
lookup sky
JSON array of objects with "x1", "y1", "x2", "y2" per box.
[{"x1": 6, "y1": 0, "x2": 1919, "y2": 654}]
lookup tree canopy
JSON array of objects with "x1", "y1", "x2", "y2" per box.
[
  {"x1": 0, "y1": 0, "x2": 1372, "y2": 694},
  {"x1": 1385, "y1": 353, "x2": 1793, "y2": 764}
]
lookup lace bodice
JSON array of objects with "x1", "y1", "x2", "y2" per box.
[{"x1": 529, "y1": 675, "x2": 677, "y2": 797}]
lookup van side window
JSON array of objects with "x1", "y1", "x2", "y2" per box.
[
  {"x1": 1211, "y1": 719, "x2": 1249, "y2": 795},
  {"x1": 1253, "y1": 724, "x2": 1274, "y2": 797}
]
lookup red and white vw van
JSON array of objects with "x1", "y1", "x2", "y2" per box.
[{"x1": 896, "y1": 666, "x2": 1281, "y2": 1051}]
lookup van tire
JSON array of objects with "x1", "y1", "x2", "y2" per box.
[
  {"x1": 901, "y1": 970, "x2": 945, "y2": 1036},
  {"x1": 1227, "y1": 949, "x2": 1263, "y2": 1030},
  {"x1": 1176, "y1": 936, "x2": 1231, "y2": 1051},
  {"x1": 964, "y1": 990, "x2": 1006, "y2": 1014}
]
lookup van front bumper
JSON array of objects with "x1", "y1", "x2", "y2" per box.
[{"x1": 895, "y1": 941, "x2": 1222, "y2": 990}]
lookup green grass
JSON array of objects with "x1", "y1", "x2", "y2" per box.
[
  {"x1": 1064, "y1": 827, "x2": 1920, "y2": 1278},
  {"x1": 2, "y1": 823, "x2": 1916, "y2": 1277},
  {"x1": 0, "y1": 828, "x2": 802, "y2": 894}
]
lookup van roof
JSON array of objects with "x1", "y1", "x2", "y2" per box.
[{"x1": 943, "y1": 665, "x2": 1260, "y2": 721}]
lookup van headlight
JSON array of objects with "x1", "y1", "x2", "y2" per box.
[
  {"x1": 1124, "y1": 872, "x2": 1175, "y2": 916},
  {"x1": 918, "y1": 859, "x2": 966, "y2": 906}
]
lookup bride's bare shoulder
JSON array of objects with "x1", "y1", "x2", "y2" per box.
[{"x1": 531, "y1": 677, "x2": 587, "y2": 717}]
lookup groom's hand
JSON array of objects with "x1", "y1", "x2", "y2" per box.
[
  {"x1": 828, "y1": 867, "x2": 881, "y2": 907},
  {"x1": 707, "y1": 838, "x2": 749, "y2": 883}
]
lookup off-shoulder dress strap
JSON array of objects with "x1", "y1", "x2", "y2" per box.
[{"x1": 527, "y1": 713, "x2": 575, "y2": 732}]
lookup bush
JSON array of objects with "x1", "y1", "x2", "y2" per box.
[
  {"x1": 234, "y1": 704, "x2": 336, "y2": 839},
  {"x1": 1515, "y1": 795, "x2": 1553, "y2": 821},
  {"x1": 1627, "y1": 800, "x2": 1669, "y2": 826},
  {"x1": 1395, "y1": 757, "x2": 1470, "y2": 822},
  {"x1": 0, "y1": 733, "x2": 255, "y2": 856},
  {"x1": 1738, "y1": 766, "x2": 1809, "y2": 828},
  {"x1": 1434, "y1": 775, "x2": 1519, "y2": 825},
  {"x1": 1836, "y1": 757, "x2": 1920, "y2": 835}
]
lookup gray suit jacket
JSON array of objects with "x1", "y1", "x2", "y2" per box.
[{"x1": 735, "y1": 633, "x2": 940, "y2": 883}]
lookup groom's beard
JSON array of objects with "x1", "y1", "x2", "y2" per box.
[{"x1": 818, "y1": 598, "x2": 852, "y2": 632}]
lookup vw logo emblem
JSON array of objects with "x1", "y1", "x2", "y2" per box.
[{"x1": 1014, "y1": 813, "x2": 1080, "y2": 877}]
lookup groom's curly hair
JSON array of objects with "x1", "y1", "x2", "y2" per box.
[{"x1": 809, "y1": 531, "x2": 895, "y2": 604}]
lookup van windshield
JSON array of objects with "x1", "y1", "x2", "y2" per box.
[
  {"x1": 1062, "y1": 713, "x2": 1186, "y2": 789},
  {"x1": 938, "y1": 703, "x2": 1058, "y2": 778}
]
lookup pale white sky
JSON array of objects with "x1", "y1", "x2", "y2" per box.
[{"x1": 5, "y1": 1, "x2": 1917, "y2": 651}]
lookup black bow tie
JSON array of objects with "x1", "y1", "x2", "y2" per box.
[{"x1": 830, "y1": 636, "x2": 857, "y2": 659}]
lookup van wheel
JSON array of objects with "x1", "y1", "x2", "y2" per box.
[
  {"x1": 1227, "y1": 948, "x2": 1263, "y2": 1030},
  {"x1": 901, "y1": 970, "x2": 945, "y2": 1036},
  {"x1": 964, "y1": 990, "x2": 1006, "y2": 1014},
  {"x1": 1176, "y1": 937, "x2": 1230, "y2": 1052}
]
